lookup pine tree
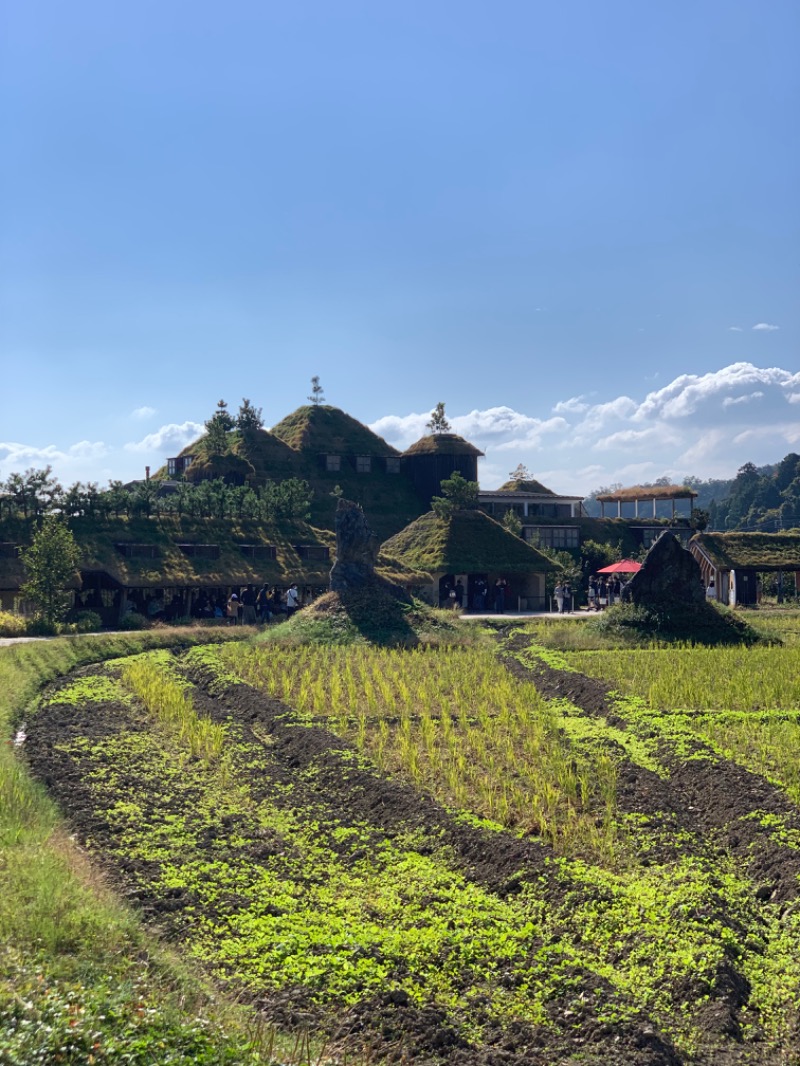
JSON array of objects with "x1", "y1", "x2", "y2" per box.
[
  {"x1": 508, "y1": 463, "x2": 530, "y2": 482},
  {"x1": 236, "y1": 398, "x2": 264, "y2": 434},
  {"x1": 308, "y1": 376, "x2": 325, "y2": 405},
  {"x1": 426, "y1": 402, "x2": 451, "y2": 434},
  {"x1": 204, "y1": 400, "x2": 235, "y2": 455}
]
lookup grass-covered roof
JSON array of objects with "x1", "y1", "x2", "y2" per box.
[
  {"x1": 402, "y1": 433, "x2": 484, "y2": 458},
  {"x1": 271, "y1": 405, "x2": 399, "y2": 457},
  {"x1": 0, "y1": 518, "x2": 333, "y2": 591},
  {"x1": 382, "y1": 510, "x2": 554, "y2": 575},
  {"x1": 596, "y1": 484, "x2": 698, "y2": 502},
  {"x1": 169, "y1": 405, "x2": 424, "y2": 540},
  {"x1": 495, "y1": 478, "x2": 556, "y2": 495},
  {"x1": 0, "y1": 516, "x2": 429, "y2": 593},
  {"x1": 691, "y1": 532, "x2": 800, "y2": 571}
]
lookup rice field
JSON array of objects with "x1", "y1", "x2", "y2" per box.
[{"x1": 209, "y1": 642, "x2": 620, "y2": 856}]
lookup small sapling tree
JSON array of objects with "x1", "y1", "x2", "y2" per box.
[
  {"x1": 508, "y1": 463, "x2": 531, "y2": 483},
  {"x1": 308, "y1": 376, "x2": 325, "y2": 405},
  {"x1": 20, "y1": 515, "x2": 81, "y2": 627},
  {"x1": 502, "y1": 509, "x2": 523, "y2": 537},
  {"x1": 204, "y1": 400, "x2": 235, "y2": 455},
  {"x1": 431, "y1": 471, "x2": 478, "y2": 518},
  {"x1": 236, "y1": 398, "x2": 264, "y2": 435},
  {"x1": 426, "y1": 402, "x2": 451, "y2": 434}
]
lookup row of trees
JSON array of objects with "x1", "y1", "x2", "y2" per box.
[
  {"x1": 1, "y1": 468, "x2": 313, "y2": 523},
  {"x1": 709, "y1": 454, "x2": 800, "y2": 532}
]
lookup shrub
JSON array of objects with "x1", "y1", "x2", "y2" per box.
[
  {"x1": 24, "y1": 617, "x2": 58, "y2": 637},
  {"x1": 118, "y1": 612, "x2": 149, "y2": 631},
  {"x1": 0, "y1": 611, "x2": 27, "y2": 638},
  {"x1": 70, "y1": 610, "x2": 103, "y2": 633}
]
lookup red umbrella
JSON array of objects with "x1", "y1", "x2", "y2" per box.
[{"x1": 596, "y1": 559, "x2": 642, "y2": 574}]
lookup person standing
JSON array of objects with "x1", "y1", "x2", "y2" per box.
[
  {"x1": 241, "y1": 584, "x2": 257, "y2": 625},
  {"x1": 494, "y1": 578, "x2": 507, "y2": 614},
  {"x1": 257, "y1": 583, "x2": 271, "y2": 622},
  {"x1": 226, "y1": 591, "x2": 240, "y2": 625},
  {"x1": 554, "y1": 581, "x2": 565, "y2": 614},
  {"x1": 285, "y1": 583, "x2": 300, "y2": 617},
  {"x1": 587, "y1": 578, "x2": 597, "y2": 611}
]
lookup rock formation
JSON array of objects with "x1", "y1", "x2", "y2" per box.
[
  {"x1": 624, "y1": 532, "x2": 706, "y2": 609},
  {"x1": 329, "y1": 499, "x2": 381, "y2": 592}
]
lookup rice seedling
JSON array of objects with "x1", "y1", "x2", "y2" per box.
[
  {"x1": 119, "y1": 655, "x2": 226, "y2": 763},
  {"x1": 204, "y1": 643, "x2": 622, "y2": 858}
]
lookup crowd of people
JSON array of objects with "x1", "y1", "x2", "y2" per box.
[{"x1": 192, "y1": 582, "x2": 310, "y2": 625}]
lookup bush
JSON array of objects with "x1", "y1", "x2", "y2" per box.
[
  {"x1": 0, "y1": 611, "x2": 27, "y2": 638},
  {"x1": 70, "y1": 610, "x2": 103, "y2": 633},
  {"x1": 24, "y1": 617, "x2": 58, "y2": 637},
  {"x1": 118, "y1": 612, "x2": 149, "y2": 631}
]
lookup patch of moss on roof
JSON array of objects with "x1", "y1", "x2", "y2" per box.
[
  {"x1": 402, "y1": 433, "x2": 484, "y2": 458},
  {"x1": 383, "y1": 510, "x2": 554, "y2": 574},
  {"x1": 270, "y1": 405, "x2": 398, "y2": 456},
  {"x1": 496, "y1": 478, "x2": 556, "y2": 495},
  {"x1": 691, "y1": 532, "x2": 800, "y2": 571},
  {"x1": 596, "y1": 484, "x2": 698, "y2": 502}
]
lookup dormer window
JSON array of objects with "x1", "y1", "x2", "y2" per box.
[
  {"x1": 325, "y1": 454, "x2": 341, "y2": 472},
  {"x1": 355, "y1": 455, "x2": 371, "y2": 474}
]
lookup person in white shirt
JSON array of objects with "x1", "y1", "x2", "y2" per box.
[{"x1": 285, "y1": 583, "x2": 300, "y2": 617}]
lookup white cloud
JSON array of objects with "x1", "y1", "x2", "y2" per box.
[
  {"x1": 728, "y1": 326, "x2": 743, "y2": 332},
  {"x1": 124, "y1": 421, "x2": 205, "y2": 454},
  {"x1": 0, "y1": 440, "x2": 109, "y2": 483},
  {"x1": 752, "y1": 322, "x2": 779, "y2": 331},
  {"x1": 552, "y1": 395, "x2": 590, "y2": 415},
  {"x1": 373, "y1": 361, "x2": 799, "y2": 492},
  {"x1": 722, "y1": 391, "x2": 764, "y2": 408},
  {"x1": 131, "y1": 405, "x2": 157, "y2": 420}
]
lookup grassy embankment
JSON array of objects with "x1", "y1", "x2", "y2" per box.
[{"x1": 0, "y1": 627, "x2": 327, "y2": 1066}]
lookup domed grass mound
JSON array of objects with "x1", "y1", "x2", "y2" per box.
[
  {"x1": 264, "y1": 587, "x2": 466, "y2": 647},
  {"x1": 589, "y1": 601, "x2": 765, "y2": 647}
]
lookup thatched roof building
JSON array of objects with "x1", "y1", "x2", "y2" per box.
[
  {"x1": 689, "y1": 532, "x2": 800, "y2": 606},
  {"x1": 383, "y1": 509, "x2": 553, "y2": 611}
]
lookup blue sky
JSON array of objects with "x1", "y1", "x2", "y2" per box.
[{"x1": 2, "y1": 1, "x2": 797, "y2": 494}]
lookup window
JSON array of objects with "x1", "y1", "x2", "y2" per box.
[
  {"x1": 385, "y1": 457, "x2": 401, "y2": 474},
  {"x1": 526, "y1": 526, "x2": 579, "y2": 549},
  {"x1": 238, "y1": 544, "x2": 277, "y2": 560},
  {"x1": 295, "y1": 545, "x2": 330, "y2": 561},
  {"x1": 176, "y1": 543, "x2": 221, "y2": 560},
  {"x1": 115, "y1": 543, "x2": 160, "y2": 559},
  {"x1": 355, "y1": 455, "x2": 371, "y2": 474},
  {"x1": 167, "y1": 458, "x2": 177, "y2": 476},
  {"x1": 325, "y1": 454, "x2": 341, "y2": 472}
]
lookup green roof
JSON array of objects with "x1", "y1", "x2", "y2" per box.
[
  {"x1": 691, "y1": 532, "x2": 800, "y2": 571},
  {"x1": 271, "y1": 405, "x2": 398, "y2": 457},
  {"x1": 0, "y1": 518, "x2": 333, "y2": 591},
  {"x1": 402, "y1": 433, "x2": 484, "y2": 458},
  {"x1": 382, "y1": 510, "x2": 554, "y2": 574},
  {"x1": 597, "y1": 484, "x2": 698, "y2": 502},
  {"x1": 496, "y1": 478, "x2": 555, "y2": 495},
  {"x1": 171, "y1": 405, "x2": 424, "y2": 540}
]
